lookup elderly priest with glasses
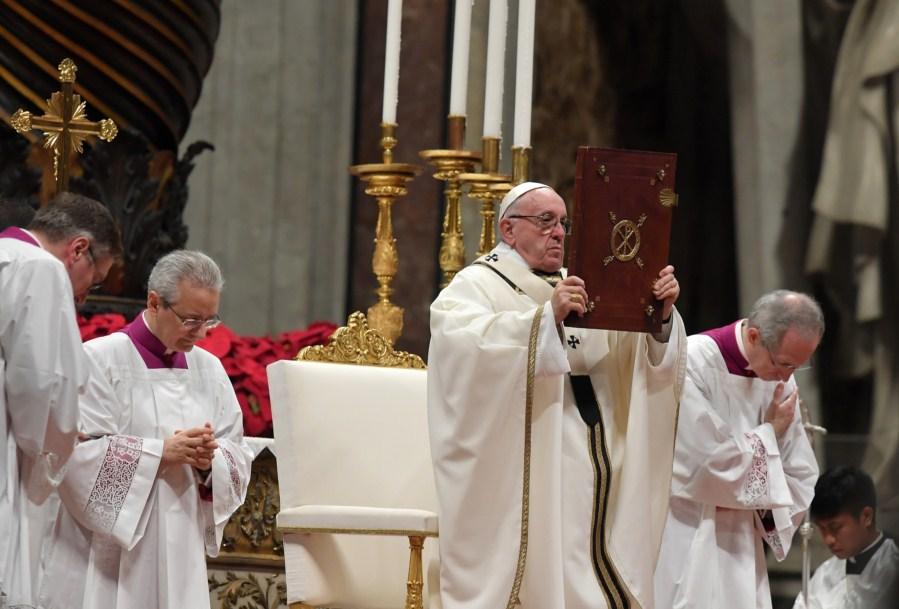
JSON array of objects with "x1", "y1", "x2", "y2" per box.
[
  {"x1": 38, "y1": 250, "x2": 253, "y2": 609},
  {"x1": 654, "y1": 290, "x2": 822, "y2": 609},
  {"x1": 428, "y1": 182, "x2": 686, "y2": 609}
]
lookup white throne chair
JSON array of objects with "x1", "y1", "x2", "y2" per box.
[{"x1": 268, "y1": 313, "x2": 440, "y2": 609}]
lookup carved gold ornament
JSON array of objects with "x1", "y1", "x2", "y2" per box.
[{"x1": 297, "y1": 312, "x2": 425, "y2": 369}]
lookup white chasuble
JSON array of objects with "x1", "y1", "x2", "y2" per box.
[
  {"x1": 428, "y1": 243, "x2": 686, "y2": 609},
  {"x1": 654, "y1": 325, "x2": 819, "y2": 609},
  {"x1": 0, "y1": 228, "x2": 86, "y2": 608},
  {"x1": 792, "y1": 535, "x2": 899, "y2": 609},
  {"x1": 38, "y1": 318, "x2": 252, "y2": 609}
]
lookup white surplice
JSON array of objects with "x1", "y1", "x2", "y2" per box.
[
  {"x1": 654, "y1": 326, "x2": 819, "y2": 609},
  {"x1": 793, "y1": 535, "x2": 899, "y2": 609},
  {"x1": 38, "y1": 323, "x2": 253, "y2": 609},
  {"x1": 428, "y1": 243, "x2": 687, "y2": 609},
  {"x1": 0, "y1": 230, "x2": 85, "y2": 608}
]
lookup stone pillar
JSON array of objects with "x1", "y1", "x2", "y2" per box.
[
  {"x1": 725, "y1": 0, "x2": 805, "y2": 311},
  {"x1": 183, "y1": 0, "x2": 357, "y2": 335}
]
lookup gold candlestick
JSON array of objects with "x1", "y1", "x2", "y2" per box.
[
  {"x1": 459, "y1": 137, "x2": 511, "y2": 257},
  {"x1": 350, "y1": 123, "x2": 421, "y2": 344},
  {"x1": 420, "y1": 116, "x2": 481, "y2": 287},
  {"x1": 511, "y1": 146, "x2": 531, "y2": 184}
]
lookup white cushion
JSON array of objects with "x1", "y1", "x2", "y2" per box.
[{"x1": 278, "y1": 505, "x2": 438, "y2": 536}]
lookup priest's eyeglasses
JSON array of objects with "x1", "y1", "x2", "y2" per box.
[
  {"x1": 763, "y1": 345, "x2": 812, "y2": 374},
  {"x1": 84, "y1": 246, "x2": 105, "y2": 292},
  {"x1": 163, "y1": 300, "x2": 222, "y2": 330},
  {"x1": 507, "y1": 213, "x2": 572, "y2": 235}
]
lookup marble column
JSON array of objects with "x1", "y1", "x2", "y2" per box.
[
  {"x1": 726, "y1": 0, "x2": 806, "y2": 310},
  {"x1": 183, "y1": 0, "x2": 357, "y2": 336}
]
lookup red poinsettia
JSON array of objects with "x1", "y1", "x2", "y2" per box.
[{"x1": 77, "y1": 313, "x2": 336, "y2": 437}]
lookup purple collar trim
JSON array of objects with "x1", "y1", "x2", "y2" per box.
[
  {"x1": 701, "y1": 320, "x2": 756, "y2": 378},
  {"x1": 0, "y1": 226, "x2": 40, "y2": 247},
  {"x1": 120, "y1": 312, "x2": 188, "y2": 369}
]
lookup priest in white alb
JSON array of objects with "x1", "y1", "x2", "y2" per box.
[
  {"x1": 654, "y1": 290, "x2": 822, "y2": 609},
  {"x1": 38, "y1": 250, "x2": 253, "y2": 609},
  {"x1": 428, "y1": 182, "x2": 687, "y2": 609},
  {"x1": 0, "y1": 194, "x2": 121, "y2": 608}
]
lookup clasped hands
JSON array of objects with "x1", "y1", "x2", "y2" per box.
[
  {"x1": 162, "y1": 422, "x2": 218, "y2": 471},
  {"x1": 551, "y1": 265, "x2": 680, "y2": 324}
]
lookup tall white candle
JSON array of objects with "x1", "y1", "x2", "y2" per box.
[
  {"x1": 382, "y1": 0, "x2": 403, "y2": 124},
  {"x1": 449, "y1": 0, "x2": 474, "y2": 116},
  {"x1": 513, "y1": 0, "x2": 536, "y2": 147},
  {"x1": 483, "y1": 0, "x2": 507, "y2": 138}
]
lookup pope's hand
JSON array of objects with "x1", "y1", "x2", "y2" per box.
[
  {"x1": 163, "y1": 424, "x2": 219, "y2": 469},
  {"x1": 551, "y1": 276, "x2": 589, "y2": 324},
  {"x1": 764, "y1": 383, "x2": 798, "y2": 438},
  {"x1": 653, "y1": 265, "x2": 680, "y2": 321}
]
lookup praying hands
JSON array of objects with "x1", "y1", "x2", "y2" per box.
[{"x1": 162, "y1": 423, "x2": 218, "y2": 470}]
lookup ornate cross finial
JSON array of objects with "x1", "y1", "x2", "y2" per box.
[{"x1": 10, "y1": 58, "x2": 118, "y2": 194}]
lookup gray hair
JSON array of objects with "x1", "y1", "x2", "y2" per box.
[
  {"x1": 747, "y1": 290, "x2": 825, "y2": 350},
  {"x1": 28, "y1": 192, "x2": 123, "y2": 258},
  {"x1": 148, "y1": 250, "x2": 224, "y2": 303}
]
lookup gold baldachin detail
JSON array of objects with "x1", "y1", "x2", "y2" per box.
[
  {"x1": 58, "y1": 58, "x2": 76, "y2": 82},
  {"x1": 297, "y1": 312, "x2": 425, "y2": 369},
  {"x1": 659, "y1": 188, "x2": 677, "y2": 207}
]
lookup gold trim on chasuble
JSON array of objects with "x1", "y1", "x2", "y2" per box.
[
  {"x1": 504, "y1": 306, "x2": 543, "y2": 609},
  {"x1": 588, "y1": 421, "x2": 630, "y2": 609}
]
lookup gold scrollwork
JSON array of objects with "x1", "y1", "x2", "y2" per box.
[
  {"x1": 208, "y1": 571, "x2": 286, "y2": 609},
  {"x1": 216, "y1": 452, "x2": 283, "y2": 564},
  {"x1": 297, "y1": 312, "x2": 425, "y2": 369}
]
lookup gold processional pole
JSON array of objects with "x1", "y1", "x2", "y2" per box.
[
  {"x1": 10, "y1": 58, "x2": 118, "y2": 195},
  {"x1": 799, "y1": 398, "x2": 827, "y2": 606},
  {"x1": 420, "y1": 116, "x2": 481, "y2": 287},
  {"x1": 459, "y1": 137, "x2": 511, "y2": 257},
  {"x1": 350, "y1": 123, "x2": 421, "y2": 344}
]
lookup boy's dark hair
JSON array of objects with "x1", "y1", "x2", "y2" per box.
[
  {"x1": 810, "y1": 465, "x2": 877, "y2": 521},
  {"x1": 28, "y1": 192, "x2": 122, "y2": 258}
]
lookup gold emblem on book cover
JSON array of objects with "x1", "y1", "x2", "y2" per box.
[{"x1": 603, "y1": 212, "x2": 647, "y2": 267}]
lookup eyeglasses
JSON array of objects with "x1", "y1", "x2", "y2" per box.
[
  {"x1": 763, "y1": 344, "x2": 812, "y2": 374},
  {"x1": 507, "y1": 213, "x2": 572, "y2": 235},
  {"x1": 162, "y1": 300, "x2": 222, "y2": 330},
  {"x1": 84, "y1": 246, "x2": 105, "y2": 292}
]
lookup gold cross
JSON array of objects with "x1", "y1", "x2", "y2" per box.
[{"x1": 9, "y1": 58, "x2": 117, "y2": 194}]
